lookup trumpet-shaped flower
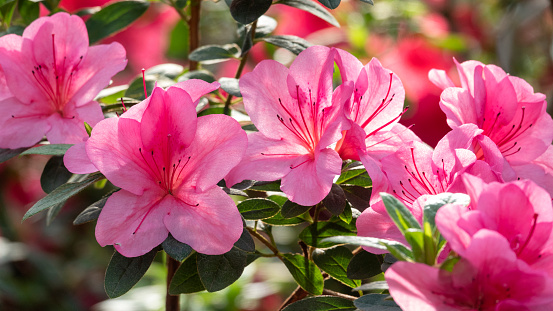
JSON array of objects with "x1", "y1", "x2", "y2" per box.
[
  {"x1": 82, "y1": 84, "x2": 247, "y2": 257},
  {"x1": 225, "y1": 46, "x2": 352, "y2": 206},
  {"x1": 436, "y1": 174, "x2": 553, "y2": 275},
  {"x1": 0, "y1": 12, "x2": 127, "y2": 149},
  {"x1": 386, "y1": 230, "x2": 553, "y2": 311}
]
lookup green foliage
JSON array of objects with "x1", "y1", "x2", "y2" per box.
[
  {"x1": 354, "y1": 294, "x2": 401, "y2": 310},
  {"x1": 0, "y1": 147, "x2": 28, "y2": 163},
  {"x1": 162, "y1": 234, "x2": 193, "y2": 262},
  {"x1": 237, "y1": 198, "x2": 281, "y2": 220},
  {"x1": 317, "y1": 0, "x2": 340, "y2": 9},
  {"x1": 282, "y1": 254, "x2": 324, "y2": 295},
  {"x1": 261, "y1": 35, "x2": 312, "y2": 55},
  {"x1": 281, "y1": 200, "x2": 311, "y2": 218},
  {"x1": 312, "y1": 246, "x2": 361, "y2": 288},
  {"x1": 73, "y1": 189, "x2": 119, "y2": 225},
  {"x1": 21, "y1": 144, "x2": 73, "y2": 156},
  {"x1": 300, "y1": 221, "x2": 357, "y2": 248},
  {"x1": 86, "y1": 0, "x2": 150, "y2": 44},
  {"x1": 105, "y1": 249, "x2": 158, "y2": 298},
  {"x1": 169, "y1": 252, "x2": 206, "y2": 294},
  {"x1": 323, "y1": 184, "x2": 347, "y2": 215},
  {"x1": 188, "y1": 44, "x2": 241, "y2": 64},
  {"x1": 17, "y1": 0, "x2": 39, "y2": 25},
  {"x1": 125, "y1": 76, "x2": 157, "y2": 101},
  {"x1": 40, "y1": 156, "x2": 72, "y2": 194},
  {"x1": 380, "y1": 193, "x2": 421, "y2": 234},
  {"x1": 282, "y1": 296, "x2": 356, "y2": 310},
  {"x1": 218, "y1": 77, "x2": 242, "y2": 97},
  {"x1": 229, "y1": 0, "x2": 272, "y2": 25},
  {"x1": 197, "y1": 247, "x2": 247, "y2": 292},
  {"x1": 276, "y1": 0, "x2": 339, "y2": 27},
  {"x1": 347, "y1": 251, "x2": 382, "y2": 280},
  {"x1": 23, "y1": 173, "x2": 104, "y2": 221},
  {"x1": 336, "y1": 169, "x2": 372, "y2": 187}
]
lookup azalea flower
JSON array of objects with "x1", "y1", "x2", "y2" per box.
[
  {"x1": 430, "y1": 59, "x2": 553, "y2": 194},
  {"x1": 437, "y1": 174, "x2": 553, "y2": 275},
  {"x1": 386, "y1": 230, "x2": 553, "y2": 311},
  {"x1": 225, "y1": 46, "x2": 353, "y2": 206},
  {"x1": 78, "y1": 84, "x2": 247, "y2": 257},
  {"x1": 0, "y1": 12, "x2": 127, "y2": 149}
]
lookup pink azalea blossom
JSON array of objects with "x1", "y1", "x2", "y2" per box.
[
  {"x1": 225, "y1": 46, "x2": 353, "y2": 206},
  {"x1": 77, "y1": 84, "x2": 247, "y2": 257},
  {"x1": 436, "y1": 174, "x2": 553, "y2": 275},
  {"x1": 386, "y1": 230, "x2": 553, "y2": 311},
  {"x1": 0, "y1": 12, "x2": 126, "y2": 149},
  {"x1": 430, "y1": 59, "x2": 553, "y2": 194}
]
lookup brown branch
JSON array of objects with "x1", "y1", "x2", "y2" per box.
[
  {"x1": 166, "y1": 256, "x2": 180, "y2": 311},
  {"x1": 278, "y1": 286, "x2": 309, "y2": 310},
  {"x1": 322, "y1": 289, "x2": 358, "y2": 301},
  {"x1": 188, "y1": 0, "x2": 201, "y2": 71}
]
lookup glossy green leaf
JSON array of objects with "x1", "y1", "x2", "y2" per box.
[
  {"x1": 0, "y1": 0, "x2": 17, "y2": 27},
  {"x1": 354, "y1": 281, "x2": 389, "y2": 292},
  {"x1": 169, "y1": 252, "x2": 206, "y2": 294},
  {"x1": 105, "y1": 249, "x2": 158, "y2": 298},
  {"x1": 124, "y1": 76, "x2": 157, "y2": 101},
  {"x1": 403, "y1": 229, "x2": 424, "y2": 262},
  {"x1": 342, "y1": 185, "x2": 371, "y2": 211},
  {"x1": 359, "y1": 0, "x2": 374, "y2": 4},
  {"x1": 312, "y1": 246, "x2": 360, "y2": 288},
  {"x1": 21, "y1": 144, "x2": 72, "y2": 156},
  {"x1": 323, "y1": 184, "x2": 347, "y2": 215},
  {"x1": 320, "y1": 236, "x2": 413, "y2": 261},
  {"x1": 281, "y1": 200, "x2": 311, "y2": 219},
  {"x1": 0, "y1": 24, "x2": 24, "y2": 37},
  {"x1": 174, "y1": 0, "x2": 188, "y2": 9},
  {"x1": 339, "y1": 202, "x2": 353, "y2": 224},
  {"x1": 40, "y1": 156, "x2": 73, "y2": 194},
  {"x1": 177, "y1": 70, "x2": 216, "y2": 83},
  {"x1": 234, "y1": 227, "x2": 255, "y2": 252},
  {"x1": 263, "y1": 195, "x2": 306, "y2": 225},
  {"x1": 354, "y1": 294, "x2": 400, "y2": 311},
  {"x1": 188, "y1": 44, "x2": 241, "y2": 64},
  {"x1": 336, "y1": 169, "x2": 372, "y2": 187},
  {"x1": 237, "y1": 198, "x2": 281, "y2": 220},
  {"x1": 86, "y1": 0, "x2": 150, "y2": 44},
  {"x1": 250, "y1": 180, "x2": 281, "y2": 191},
  {"x1": 347, "y1": 250, "x2": 382, "y2": 280},
  {"x1": 162, "y1": 234, "x2": 193, "y2": 262},
  {"x1": 18, "y1": 0, "x2": 39, "y2": 24},
  {"x1": 423, "y1": 193, "x2": 470, "y2": 229},
  {"x1": 277, "y1": 0, "x2": 339, "y2": 27},
  {"x1": 261, "y1": 35, "x2": 312, "y2": 55},
  {"x1": 0, "y1": 147, "x2": 28, "y2": 164},
  {"x1": 23, "y1": 173, "x2": 103, "y2": 221},
  {"x1": 317, "y1": 0, "x2": 340, "y2": 9},
  {"x1": 300, "y1": 221, "x2": 357, "y2": 248},
  {"x1": 197, "y1": 247, "x2": 247, "y2": 292},
  {"x1": 380, "y1": 193, "x2": 421, "y2": 234},
  {"x1": 218, "y1": 77, "x2": 242, "y2": 97},
  {"x1": 145, "y1": 63, "x2": 184, "y2": 79},
  {"x1": 282, "y1": 296, "x2": 356, "y2": 311},
  {"x1": 282, "y1": 254, "x2": 324, "y2": 295},
  {"x1": 230, "y1": 0, "x2": 272, "y2": 24}
]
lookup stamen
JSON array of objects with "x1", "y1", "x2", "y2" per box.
[
  {"x1": 290, "y1": 158, "x2": 310, "y2": 169},
  {"x1": 120, "y1": 97, "x2": 128, "y2": 112},
  {"x1": 142, "y1": 68, "x2": 148, "y2": 98},
  {"x1": 517, "y1": 213, "x2": 539, "y2": 255}
]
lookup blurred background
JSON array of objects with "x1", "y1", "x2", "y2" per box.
[{"x1": 1, "y1": 0, "x2": 552, "y2": 309}]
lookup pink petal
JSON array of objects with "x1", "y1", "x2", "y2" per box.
[
  {"x1": 0, "y1": 96, "x2": 51, "y2": 149},
  {"x1": 317, "y1": 82, "x2": 353, "y2": 149},
  {"x1": 435, "y1": 203, "x2": 474, "y2": 255},
  {"x1": 177, "y1": 114, "x2": 247, "y2": 193},
  {"x1": 86, "y1": 117, "x2": 154, "y2": 195},
  {"x1": 280, "y1": 148, "x2": 342, "y2": 206},
  {"x1": 334, "y1": 47, "x2": 363, "y2": 83},
  {"x1": 96, "y1": 189, "x2": 169, "y2": 257},
  {"x1": 0, "y1": 67, "x2": 12, "y2": 102},
  {"x1": 439, "y1": 87, "x2": 478, "y2": 128},
  {"x1": 225, "y1": 132, "x2": 308, "y2": 187},
  {"x1": 164, "y1": 187, "x2": 243, "y2": 255},
  {"x1": 356, "y1": 201, "x2": 407, "y2": 254},
  {"x1": 428, "y1": 68, "x2": 455, "y2": 90},
  {"x1": 172, "y1": 80, "x2": 220, "y2": 107},
  {"x1": 63, "y1": 142, "x2": 97, "y2": 174}
]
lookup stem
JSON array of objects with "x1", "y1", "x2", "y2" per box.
[
  {"x1": 278, "y1": 286, "x2": 309, "y2": 310},
  {"x1": 246, "y1": 227, "x2": 282, "y2": 258},
  {"x1": 223, "y1": 20, "x2": 257, "y2": 115},
  {"x1": 166, "y1": 254, "x2": 180, "y2": 311},
  {"x1": 322, "y1": 289, "x2": 357, "y2": 301},
  {"x1": 308, "y1": 203, "x2": 323, "y2": 259},
  {"x1": 188, "y1": 0, "x2": 201, "y2": 71}
]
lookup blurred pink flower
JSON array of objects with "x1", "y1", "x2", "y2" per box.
[
  {"x1": 0, "y1": 12, "x2": 126, "y2": 149},
  {"x1": 81, "y1": 83, "x2": 247, "y2": 257},
  {"x1": 386, "y1": 230, "x2": 553, "y2": 311},
  {"x1": 225, "y1": 46, "x2": 353, "y2": 206}
]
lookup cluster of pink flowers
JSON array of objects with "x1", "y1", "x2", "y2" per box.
[{"x1": 3, "y1": 12, "x2": 553, "y2": 309}]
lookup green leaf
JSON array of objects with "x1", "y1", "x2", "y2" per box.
[
  {"x1": 250, "y1": 180, "x2": 281, "y2": 191},
  {"x1": 86, "y1": 0, "x2": 150, "y2": 44},
  {"x1": 323, "y1": 184, "x2": 346, "y2": 216},
  {"x1": 0, "y1": 0, "x2": 17, "y2": 28},
  {"x1": 105, "y1": 249, "x2": 158, "y2": 298},
  {"x1": 336, "y1": 169, "x2": 372, "y2": 187},
  {"x1": 0, "y1": 147, "x2": 28, "y2": 164},
  {"x1": 263, "y1": 195, "x2": 306, "y2": 225},
  {"x1": 145, "y1": 63, "x2": 185, "y2": 80},
  {"x1": 218, "y1": 77, "x2": 242, "y2": 97},
  {"x1": 230, "y1": 0, "x2": 272, "y2": 24},
  {"x1": 73, "y1": 189, "x2": 119, "y2": 225},
  {"x1": 23, "y1": 173, "x2": 103, "y2": 221},
  {"x1": 423, "y1": 193, "x2": 470, "y2": 230},
  {"x1": 281, "y1": 200, "x2": 311, "y2": 219},
  {"x1": 359, "y1": 0, "x2": 374, "y2": 4},
  {"x1": 339, "y1": 202, "x2": 353, "y2": 224},
  {"x1": 162, "y1": 234, "x2": 193, "y2": 262},
  {"x1": 237, "y1": 198, "x2": 281, "y2": 220},
  {"x1": 380, "y1": 193, "x2": 421, "y2": 234},
  {"x1": 403, "y1": 229, "x2": 424, "y2": 262},
  {"x1": 197, "y1": 247, "x2": 247, "y2": 292},
  {"x1": 197, "y1": 107, "x2": 224, "y2": 116},
  {"x1": 253, "y1": 15, "x2": 277, "y2": 37},
  {"x1": 282, "y1": 254, "x2": 324, "y2": 295},
  {"x1": 169, "y1": 252, "x2": 205, "y2": 294},
  {"x1": 260, "y1": 35, "x2": 312, "y2": 55},
  {"x1": 45, "y1": 201, "x2": 65, "y2": 225},
  {"x1": 282, "y1": 296, "x2": 356, "y2": 311},
  {"x1": 18, "y1": 0, "x2": 39, "y2": 25},
  {"x1": 319, "y1": 236, "x2": 413, "y2": 261},
  {"x1": 0, "y1": 24, "x2": 24, "y2": 37},
  {"x1": 177, "y1": 70, "x2": 216, "y2": 83},
  {"x1": 188, "y1": 44, "x2": 241, "y2": 64},
  {"x1": 276, "y1": 0, "x2": 339, "y2": 27},
  {"x1": 354, "y1": 294, "x2": 400, "y2": 311},
  {"x1": 347, "y1": 251, "x2": 382, "y2": 280},
  {"x1": 234, "y1": 227, "x2": 255, "y2": 252},
  {"x1": 317, "y1": 0, "x2": 340, "y2": 9},
  {"x1": 21, "y1": 144, "x2": 72, "y2": 156},
  {"x1": 342, "y1": 185, "x2": 371, "y2": 211},
  {"x1": 124, "y1": 76, "x2": 157, "y2": 101},
  {"x1": 40, "y1": 156, "x2": 73, "y2": 194},
  {"x1": 84, "y1": 122, "x2": 93, "y2": 136},
  {"x1": 312, "y1": 246, "x2": 360, "y2": 288},
  {"x1": 354, "y1": 281, "x2": 389, "y2": 292},
  {"x1": 174, "y1": 0, "x2": 188, "y2": 9},
  {"x1": 300, "y1": 221, "x2": 356, "y2": 249}
]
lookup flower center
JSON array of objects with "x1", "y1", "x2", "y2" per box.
[{"x1": 481, "y1": 106, "x2": 533, "y2": 158}]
